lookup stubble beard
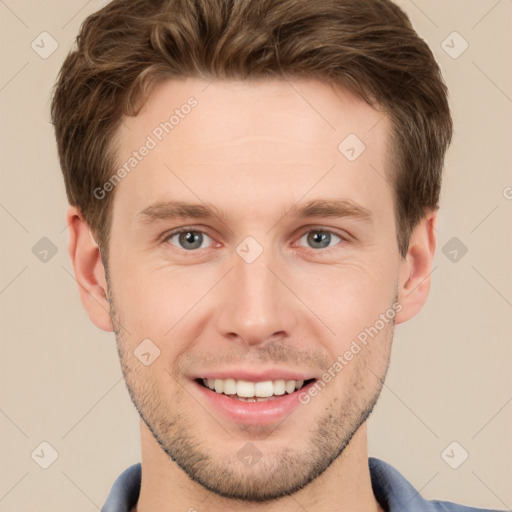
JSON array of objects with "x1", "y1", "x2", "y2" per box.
[{"x1": 109, "y1": 290, "x2": 393, "y2": 503}]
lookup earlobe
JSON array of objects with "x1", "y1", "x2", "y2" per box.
[
  {"x1": 66, "y1": 206, "x2": 113, "y2": 332},
  {"x1": 395, "y1": 210, "x2": 437, "y2": 325}
]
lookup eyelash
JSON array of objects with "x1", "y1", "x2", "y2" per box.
[{"x1": 163, "y1": 226, "x2": 347, "y2": 253}]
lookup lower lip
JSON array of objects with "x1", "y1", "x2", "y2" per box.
[{"x1": 193, "y1": 380, "x2": 315, "y2": 425}]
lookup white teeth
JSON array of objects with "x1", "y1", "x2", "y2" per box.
[
  {"x1": 285, "y1": 380, "x2": 296, "y2": 394},
  {"x1": 273, "y1": 379, "x2": 286, "y2": 395},
  {"x1": 214, "y1": 379, "x2": 224, "y2": 393},
  {"x1": 223, "y1": 378, "x2": 237, "y2": 395},
  {"x1": 237, "y1": 380, "x2": 255, "y2": 398},
  {"x1": 201, "y1": 377, "x2": 308, "y2": 398},
  {"x1": 254, "y1": 381, "x2": 273, "y2": 397}
]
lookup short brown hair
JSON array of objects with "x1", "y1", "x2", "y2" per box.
[{"x1": 51, "y1": 0, "x2": 452, "y2": 257}]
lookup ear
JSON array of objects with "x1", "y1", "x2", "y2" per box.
[
  {"x1": 395, "y1": 210, "x2": 437, "y2": 325},
  {"x1": 66, "y1": 206, "x2": 113, "y2": 331}
]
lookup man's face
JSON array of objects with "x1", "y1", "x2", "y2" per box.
[{"x1": 107, "y1": 78, "x2": 402, "y2": 501}]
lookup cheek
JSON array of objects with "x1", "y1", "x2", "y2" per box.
[
  {"x1": 292, "y1": 260, "x2": 398, "y2": 336},
  {"x1": 110, "y1": 262, "x2": 221, "y2": 342}
]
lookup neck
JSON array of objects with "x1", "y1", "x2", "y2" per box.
[{"x1": 135, "y1": 421, "x2": 384, "y2": 512}]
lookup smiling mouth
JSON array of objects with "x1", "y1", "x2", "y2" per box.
[{"x1": 197, "y1": 378, "x2": 316, "y2": 402}]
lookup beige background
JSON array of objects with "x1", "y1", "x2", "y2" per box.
[{"x1": 1, "y1": 0, "x2": 511, "y2": 510}]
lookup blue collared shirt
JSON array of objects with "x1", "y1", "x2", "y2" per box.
[{"x1": 101, "y1": 457, "x2": 504, "y2": 512}]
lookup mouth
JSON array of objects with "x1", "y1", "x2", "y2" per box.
[{"x1": 196, "y1": 377, "x2": 316, "y2": 402}]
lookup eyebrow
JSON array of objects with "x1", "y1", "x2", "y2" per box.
[
  {"x1": 286, "y1": 199, "x2": 373, "y2": 223},
  {"x1": 137, "y1": 201, "x2": 228, "y2": 224},
  {"x1": 136, "y1": 198, "x2": 373, "y2": 225}
]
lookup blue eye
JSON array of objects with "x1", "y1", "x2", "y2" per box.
[
  {"x1": 166, "y1": 230, "x2": 213, "y2": 250},
  {"x1": 164, "y1": 228, "x2": 343, "y2": 253},
  {"x1": 298, "y1": 230, "x2": 342, "y2": 250}
]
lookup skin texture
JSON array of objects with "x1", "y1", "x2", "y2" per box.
[{"x1": 67, "y1": 78, "x2": 437, "y2": 512}]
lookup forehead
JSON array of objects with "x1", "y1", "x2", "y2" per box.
[
  {"x1": 112, "y1": 77, "x2": 393, "y2": 225},
  {"x1": 119, "y1": 77, "x2": 388, "y2": 154}
]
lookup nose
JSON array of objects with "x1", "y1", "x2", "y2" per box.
[{"x1": 215, "y1": 247, "x2": 299, "y2": 348}]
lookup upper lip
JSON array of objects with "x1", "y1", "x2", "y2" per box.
[{"x1": 192, "y1": 369, "x2": 317, "y2": 382}]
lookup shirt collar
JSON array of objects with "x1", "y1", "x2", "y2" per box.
[
  {"x1": 101, "y1": 457, "x2": 442, "y2": 512},
  {"x1": 369, "y1": 457, "x2": 434, "y2": 511}
]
